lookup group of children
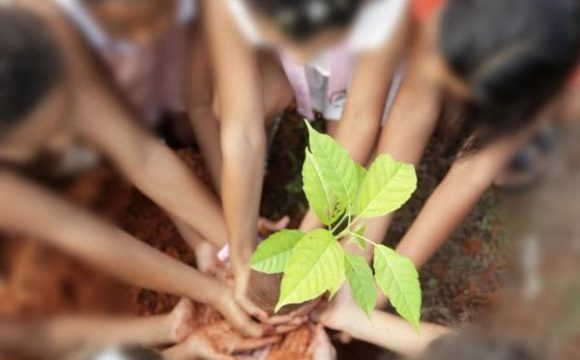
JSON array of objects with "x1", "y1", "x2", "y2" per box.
[{"x1": 0, "y1": 0, "x2": 579, "y2": 358}]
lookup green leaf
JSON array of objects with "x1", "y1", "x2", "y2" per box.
[
  {"x1": 350, "y1": 164, "x2": 368, "y2": 215},
  {"x1": 345, "y1": 253, "x2": 376, "y2": 317},
  {"x1": 276, "y1": 229, "x2": 345, "y2": 312},
  {"x1": 302, "y1": 150, "x2": 345, "y2": 225},
  {"x1": 373, "y1": 245, "x2": 421, "y2": 331},
  {"x1": 356, "y1": 154, "x2": 417, "y2": 218},
  {"x1": 351, "y1": 225, "x2": 367, "y2": 251},
  {"x1": 250, "y1": 230, "x2": 305, "y2": 274},
  {"x1": 355, "y1": 164, "x2": 367, "y2": 191},
  {"x1": 305, "y1": 121, "x2": 358, "y2": 217}
]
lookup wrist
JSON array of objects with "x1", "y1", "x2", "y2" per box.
[
  {"x1": 186, "y1": 275, "x2": 226, "y2": 305},
  {"x1": 231, "y1": 244, "x2": 253, "y2": 269}
]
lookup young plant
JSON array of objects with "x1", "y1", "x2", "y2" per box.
[{"x1": 250, "y1": 122, "x2": 422, "y2": 329}]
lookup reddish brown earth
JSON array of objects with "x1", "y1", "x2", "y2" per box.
[{"x1": 0, "y1": 114, "x2": 507, "y2": 359}]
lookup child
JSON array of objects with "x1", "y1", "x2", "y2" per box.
[
  {"x1": 0, "y1": 5, "x2": 267, "y2": 336},
  {"x1": 198, "y1": 0, "x2": 411, "y2": 317},
  {"x1": 362, "y1": 0, "x2": 580, "y2": 308},
  {"x1": 52, "y1": 0, "x2": 194, "y2": 132},
  {"x1": 0, "y1": 299, "x2": 279, "y2": 360},
  {"x1": 52, "y1": 0, "x2": 289, "y2": 269}
]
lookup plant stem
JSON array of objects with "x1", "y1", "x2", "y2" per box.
[
  {"x1": 330, "y1": 213, "x2": 347, "y2": 234},
  {"x1": 349, "y1": 231, "x2": 378, "y2": 246}
]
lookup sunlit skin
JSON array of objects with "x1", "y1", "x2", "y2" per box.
[
  {"x1": 0, "y1": 0, "x2": 278, "y2": 338},
  {"x1": 200, "y1": 0, "x2": 411, "y2": 322},
  {"x1": 85, "y1": 0, "x2": 176, "y2": 46},
  {"x1": 0, "y1": 83, "x2": 72, "y2": 164}
]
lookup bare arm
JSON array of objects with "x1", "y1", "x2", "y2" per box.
[
  {"x1": 338, "y1": 26, "x2": 442, "y2": 259},
  {"x1": 203, "y1": 0, "x2": 268, "y2": 319},
  {"x1": 395, "y1": 122, "x2": 544, "y2": 268},
  {"x1": 318, "y1": 287, "x2": 450, "y2": 358},
  {"x1": 0, "y1": 172, "x2": 222, "y2": 304},
  {"x1": 0, "y1": 171, "x2": 263, "y2": 336},
  {"x1": 187, "y1": 19, "x2": 223, "y2": 191},
  {"x1": 342, "y1": 311, "x2": 450, "y2": 358},
  {"x1": 0, "y1": 306, "x2": 180, "y2": 357},
  {"x1": 53, "y1": 16, "x2": 228, "y2": 248},
  {"x1": 300, "y1": 6, "x2": 412, "y2": 232}
]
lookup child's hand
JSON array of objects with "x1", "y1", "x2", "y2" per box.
[
  {"x1": 183, "y1": 322, "x2": 281, "y2": 360},
  {"x1": 307, "y1": 325, "x2": 337, "y2": 360},
  {"x1": 257, "y1": 216, "x2": 290, "y2": 238},
  {"x1": 313, "y1": 285, "x2": 358, "y2": 332},
  {"x1": 215, "y1": 286, "x2": 268, "y2": 338},
  {"x1": 232, "y1": 262, "x2": 269, "y2": 322},
  {"x1": 168, "y1": 298, "x2": 197, "y2": 343}
]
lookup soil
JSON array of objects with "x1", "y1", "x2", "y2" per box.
[{"x1": 0, "y1": 112, "x2": 507, "y2": 359}]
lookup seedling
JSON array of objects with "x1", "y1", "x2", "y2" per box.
[{"x1": 250, "y1": 122, "x2": 422, "y2": 330}]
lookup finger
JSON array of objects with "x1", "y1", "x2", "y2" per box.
[
  {"x1": 337, "y1": 331, "x2": 353, "y2": 344},
  {"x1": 237, "y1": 296, "x2": 268, "y2": 320},
  {"x1": 227, "y1": 312, "x2": 265, "y2": 338},
  {"x1": 258, "y1": 216, "x2": 290, "y2": 233},
  {"x1": 261, "y1": 313, "x2": 294, "y2": 325},
  {"x1": 274, "y1": 323, "x2": 302, "y2": 334},
  {"x1": 233, "y1": 335, "x2": 281, "y2": 352},
  {"x1": 290, "y1": 299, "x2": 322, "y2": 318},
  {"x1": 290, "y1": 316, "x2": 309, "y2": 326}
]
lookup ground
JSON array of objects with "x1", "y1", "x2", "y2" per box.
[{"x1": 0, "y1": 113, "x2": 507, "y2": 359}]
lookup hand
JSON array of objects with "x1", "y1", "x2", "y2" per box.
[
  {"x1": 313, "y1": 285, "x2": 357, "y2": 332},
  {"x1": 307, "y1": 325, "x2": 337, "y2": 360},
  {"x1": 168, "y1": 298, "x2": 197, "y2": 343},
  {"x1": 232, "y1": 262, "x2": 269, "y2": 323},
  {"x1": 171, "y1": 216, "x2": 222, "y2": 274},
  {"x1": 257, "y1": 216, "x2": 290, "y2": 238},
  {"x1": 215, "y1": 286, "x2": 267, "y2": 338},
  {"x1": 182, "y1": 322, "x2": 281, "y2": 360}
]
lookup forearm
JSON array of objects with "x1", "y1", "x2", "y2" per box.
[
  {"x1": 0, "y1": 172, "x2": 224, "y2": 305},
  {"x1": 395, "y1": 165, "x2": 491, "y2": 268},
  {"x1": 188, "y1": 106, "x2": 222, "y2": 191},
  {"x1": 221, "y1": 131, "x2": 266, "y2": 268},
  {"x1": 45, "y1": 314, "x2": 174, "y2": 349},
  {"x1": 395, "y1": 137, "x2": 523, "y2": 269},
  {"x1": 131, "y1": 139, "x2": 227, "y2": 247},
  {"x1": 0, "y1": 315, "x2": 173, "y2": 357},
  {"x1": 341, "y1": 310, "x2": 451, "y2": 358}
]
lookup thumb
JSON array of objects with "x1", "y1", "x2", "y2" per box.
[
  {"x1": 227, "y1": 310, "x2": 265, "y2": 338},
  {"x1": 258, "y1": 216, "x2": 290, "y2": 233}
]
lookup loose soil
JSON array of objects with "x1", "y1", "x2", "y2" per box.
[{"x1": 0, "y1": 112, "x2": 507, "y2": 359}]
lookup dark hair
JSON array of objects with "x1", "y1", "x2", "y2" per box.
[
  {"x1": 0, "y1": 8, "x2": 64, "y2": 130},
  {"x1": 244, "y1": 0, "x2": 365, "y2": 42},
  {"x1": 439, "y1": 0, "x2": 580, "y2": 147}
]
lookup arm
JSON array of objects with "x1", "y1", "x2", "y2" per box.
[
  {"x1": 202, "y1": 0, "x2": 268, "y2": 318},
  {"x1": 335, "y1": 26, "x2": 442, "y2": 259},
  {"x1": 300, "y1": 5, "x2": 412, "y2": 232},
  {"x1": 187, "y1": 19, "x2": 223, "y2": 191},
  {"x1": 340, "y1": 311, "x2": 449, "y2": 358},
  {"x1": 53, "y1": 17, "x2": 227, "y2": 249},
  {"x1": 0, "y1": 172, "x2": 263, "y2": 337},
  {"x1": 395, "y1": 122, "x2": 544, "y2": 268},
  {"x1": 0, "y1": 299, "x2": 192, "y2": 357},
  {"x1": 318, "y1": 287, "x2": 450, "y2": 358},
  {"x1": 0, "y1": 172, "x2": 221, "y2": 305}
]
